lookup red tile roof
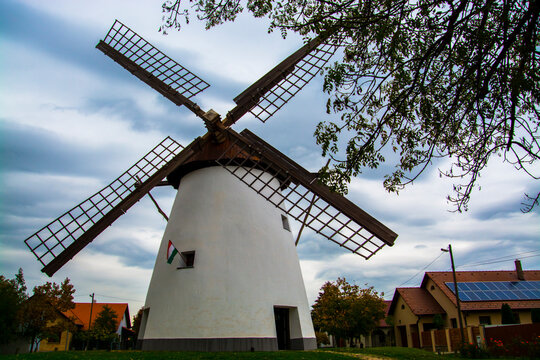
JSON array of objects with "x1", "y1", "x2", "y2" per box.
[
  {"x1": 378, "y1": 300, "x2": 392, "y2": 327},
  {"x1": 63, "y1": 302, "x2": 130, "y2": 331},
  {"x1": 422, "y1": 270, "x2": 540, "y2": 311},
  {"x1": 389, "y1": 288, "x2": 445, "y2": 316}
]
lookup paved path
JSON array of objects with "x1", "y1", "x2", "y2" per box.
[{"x1": 323, "y1": 351, "x2": 392, "y2": 360}]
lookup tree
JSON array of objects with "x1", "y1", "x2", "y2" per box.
[
  {"x1": 500, "y1": 303, "x2": 517, "y2": 324},
  {"x1": 433, "y1": 314, "x2": 445, "y2": 330},
  {"x1": 315, "y1": 331, "x2": 330, "y2": 347},
  {"x1": 0, "y1": 268, "x2": 27, "y2": 344},
  {"x1": 161, "y1": 0, "x2": 540, "y2": 212},
  {"x1": 132, "y1": 307, "x2": 144, "y2": 339},
  {"x1": 19, "y1": 278, "x2": 75, "y2": 352},
  {"x1": 311, "y1": 277, "x2": 386, "y2": 346},
  {"x1": 88, "y1": 305, "x2": 119, "y2": 348}
]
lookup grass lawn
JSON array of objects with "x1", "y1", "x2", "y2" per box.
[
  {"x1": 0, "y1": 347, "x2": 506, "y2": 360},
  {"x1": 320, "y1": 347, "x2": 502, "y2": 359}
]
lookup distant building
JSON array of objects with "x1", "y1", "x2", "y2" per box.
[
  {"x1": 38, "y1": 302, "x2": 133, "y2": 351},
  {"x1": 37, "y1": 311, "x2": 76, "y2": 352},
  {"x1": 388, "y1": 260, "x2": 540, "y2": 348},
  {"x1": 363, "y1": 300, "x2": 395, "y2": 347},
  {"x1": 323, "y1": 300, "x2": 395, "y2": 348}
]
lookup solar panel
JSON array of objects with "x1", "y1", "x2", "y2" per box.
[{"x1": 445, "y1": 281, "x2": 540, "y2": 301}]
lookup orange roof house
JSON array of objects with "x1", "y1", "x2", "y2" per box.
[
  {"x1": 38, "y1": 302, "x2": 132, "y2": 352},
  {"x1": 388, "y1": 260, "x2": 540, "y2": 349},
  {"x1": 389, "y1": 288, "x2": 445, "y2": 316},
  {"x1": 64, "y1": 303, "x2": 131, "y2": 333},
  {"x1": 378, "y1": 300, "x2": 393, "y2": 327}
]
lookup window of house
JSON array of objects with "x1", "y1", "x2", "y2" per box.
[
  {"x1": 46, "y1": 331, "x2": 62, "y2": 343},
  {"x1": 478, "y1": 316, "x2": 491, "y2": 325},
  {"x1": 281, "y1": 215, "x2": 290, "y2": 231},
  {"x1": 451, "y1": 318, "x2": 457, "y2": 328},
  {"x1": 401, "y1": 304, "x2": 405, "y2": 310},
  {"x1": 177, "y1": 251, "x2": 195, "y2": 269}
]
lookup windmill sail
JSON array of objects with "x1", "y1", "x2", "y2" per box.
[
  {"x1": 225, "y1": 35, "x2": 339, "y2": 126},
  {"x1": 24, "y1": 137, "x2": 205, "y2": 276},
  {"x1": 96, "y1": 20, "x2": 209, "y2": 117},
  {"x1": 216, "y1": 129, "x2": 397, "y2": 259}
]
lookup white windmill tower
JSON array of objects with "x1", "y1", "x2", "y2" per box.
[{"x1": 24, "y1": 20, "x2": 398, "y2": 351}]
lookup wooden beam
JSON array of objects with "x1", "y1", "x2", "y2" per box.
[
  {"x1": 223, "y1": 36, "x2": 325, "y2": 127},
  {"x1": 96, "y1": 41, "x2": 206, "y2": 119}
]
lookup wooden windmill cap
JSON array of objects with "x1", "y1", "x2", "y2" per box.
[{"x1": 167, "y1": 133, "x2": 282, "y2": 189}]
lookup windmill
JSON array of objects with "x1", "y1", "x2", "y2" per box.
[{"x1": 24, "y1": 20, "x2": 398, "y2": 351}]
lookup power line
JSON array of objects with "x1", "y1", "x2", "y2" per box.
[
  {"x1": 457, "y1": 253, "x2": 540, "y2": 268},
  {"x1": 382, "y1": 248, "x2": 540, "y2": 299},
  {"x1": 94, "y1": 293, "x2": 144, "y2": 302},
  {"x1": 73, "y1": 293, "x2": 144, "y2": 302},
  {"x1": 456, "y1": 250, "x2": 540, "y2": 268},
  {"x1": 463, "y1": 249, "x2": 540, "y2": 266},
  {"x1": 397, "y1": 252, "x2": 445, "y2": 288}
]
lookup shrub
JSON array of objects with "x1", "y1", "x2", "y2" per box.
[
  {"x1": 460, "y1": 342, "x2": 489, "y2": 358},
  {"x1": 486, "y1": 336, "x2": 540, "y2": 359},
  {"x1": 315, "y1": 331, "x2": 330, "y2": 347},
  {"x1": 500, "y1": 303, "x2": 516, "y2": 324}
]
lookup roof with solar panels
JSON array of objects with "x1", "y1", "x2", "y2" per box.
[
  {"x1": 389, "y1": 262, "x2": 540, "y2": 315},
  {"x1": 422, "y1": 269, "x2": 540, "y2": 311}
]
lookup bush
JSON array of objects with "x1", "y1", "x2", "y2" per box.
[
  {"x1": 460, "y1": 343, "x2": 489, "y2": 358},
  {"x1": 315, "y1": 331, "x2": 330, "y2": 347},
  {"x1": 486, "y1": 336, "x2": 540, "y2": 359}
]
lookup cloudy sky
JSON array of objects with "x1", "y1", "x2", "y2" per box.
[{"x1": 1, "y1": 0, "x2": 539, "y2": 317}]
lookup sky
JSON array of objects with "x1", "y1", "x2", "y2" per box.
[{"x1": 1, "y1": 0, "x2": 539, "y2": 319}]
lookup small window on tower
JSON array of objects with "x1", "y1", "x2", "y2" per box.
[
  {"x1": 281, "y1": 215, "x2": 291, "y2": 231},
  {"x1": 177, "y1": 251, "x2": 195, "y2": 269}
]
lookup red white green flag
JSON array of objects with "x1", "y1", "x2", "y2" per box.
[{"x1": 166, "y1": 240, "x2": 178, "y2": 264}]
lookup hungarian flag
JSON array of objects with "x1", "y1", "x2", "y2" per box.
[{"x1": 166, "y1": 240, "x2": 178, "y2": 264}]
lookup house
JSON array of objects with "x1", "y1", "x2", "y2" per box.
[
  {"x1": 37, "y1": 311, "x2": 77, "y2": 352},
  {"x1": 38, "y1": 302, "x2": 133, "y2": 351},
  {"x1": 363, "y1": 300, "x2": 395, "y2": 347},
  {"x1": 388, "y1": 260, "x2": 540, "y2": 349}
]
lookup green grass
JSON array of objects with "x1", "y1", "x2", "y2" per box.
[
  {"x1": 1, "y1": 350, "x2": 350, "y2": 360},
  {"x1": 0, "y1": 347, "x2": 508, "y2": 360}
]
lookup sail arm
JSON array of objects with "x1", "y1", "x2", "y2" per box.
[
  {"x1": 224, "y1": 35, "x2": 338, "y2": 126},
  {"x1": 25, "y1": 137, "x2": 204, "y2": 276},
  {"x1": 96, "y1": 20, "x2": 209, "y2": 118},
  {"x1": 215, "y1": 129, "x2": 397, "y2": 259}
]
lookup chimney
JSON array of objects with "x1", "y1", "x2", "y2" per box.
[{"x1": 515, "y1": 259, "x2": 525, "y2": 280}]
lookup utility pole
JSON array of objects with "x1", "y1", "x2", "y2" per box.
[
  {"x1": 441, "y1": 244, "x2": 465, "y2": 345},
  {"x1": 86, "y1": 293, "x2": 95, "y2": 351},
  {"x1": 89, "y1": 293, "x2": 95, "y2": 329}
]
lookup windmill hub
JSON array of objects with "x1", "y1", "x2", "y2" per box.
[{"x1": 201, "y1": 109, "x2": 228, "y2": 143}]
